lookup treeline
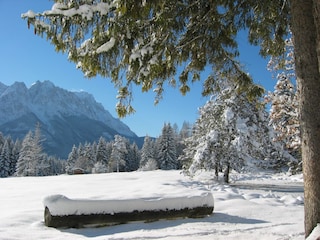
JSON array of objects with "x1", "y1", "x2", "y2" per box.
[
  {"x1": 0, "y1": 122, "x2": 192, "y2": 178},
  {"x1": 0, "y1": 124, "x2": 65, "y2": 178},
  {"x1": 66, "y1": 122, "x2": 192, "y2": 174}
]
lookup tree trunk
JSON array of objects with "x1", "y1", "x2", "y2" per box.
[
  {"x1": 215, "y1": 162, "x2": 219, "y2": 179},
  {"x1": 223, "y1": 163, "x2": 230, "y2": 183},
  {"x1": 290, "y1": 0, "x2": 320, "y2": 237}
]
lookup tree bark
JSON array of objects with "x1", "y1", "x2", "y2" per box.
[
  {"x1": 223, "y1": 162, "x2": 230, "y2": 183},
  {"x1": 290, "y1": 0, "x2": 320, "y2": 237}
]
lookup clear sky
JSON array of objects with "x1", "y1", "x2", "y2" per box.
[{"x1": 0, "y1": 0, "x2": 276, "y2": 137}]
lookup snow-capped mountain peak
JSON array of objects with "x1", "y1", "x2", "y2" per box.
[{"x1": 0, "y1": 80, "x2": 138, "y2": 158}]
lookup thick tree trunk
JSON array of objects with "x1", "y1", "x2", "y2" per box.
[{"x1": 290, "y1": 0, "x2": 320, "y2": 237}]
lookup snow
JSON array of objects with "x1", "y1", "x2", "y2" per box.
[
  {"x1": 307, "y1": 224, "x2": 320, "y2": 240},
  {"x1": 96, "y1": 37, "x2": 116, "y2": 54},
  {"x1": 21, "y1": 10, "x2": 36, "y2": 19},
  {"x1": 224, "y1": 107, "x2": 234, "y2": 123},
  {"x1": 42, "y1": 2, "x2": 117, "y2": 20},
  {"x1": 0, "y1": 170, "x2": 306, "y2": 239},
  {"x1": 44, "y1": 193, "x2": 213, "y2": 216}
]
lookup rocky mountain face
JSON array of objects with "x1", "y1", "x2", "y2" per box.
[{"x1": 0, "y1": 80, "x2": 139, "y2": 158}]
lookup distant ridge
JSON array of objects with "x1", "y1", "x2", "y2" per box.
[{"x1": 0, "y1": 80, "x2": 139, "y2": 158}]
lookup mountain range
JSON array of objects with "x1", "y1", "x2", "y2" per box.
[{"x1": 0, "y1": 80, "x2": 141, "y2": 158}]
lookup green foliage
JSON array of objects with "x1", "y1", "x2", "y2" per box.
[{"x1": 22, "y1": 0, "x2": 290, "y2": 116}]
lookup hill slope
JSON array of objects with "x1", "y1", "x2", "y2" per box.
[{"x1": 0, "y1": 80, "x2": 138, "y2": 158}]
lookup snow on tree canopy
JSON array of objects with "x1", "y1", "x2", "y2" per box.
[
  {"x1": 96, "y1": 37, "x2": 116, "y2": 54},
  {"x1": 181, "y1": 80, "x2": 295, "y2": 179}
]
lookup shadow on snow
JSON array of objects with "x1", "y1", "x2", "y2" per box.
[{"x1": 59, "y1": 212, "x2": 268, "y2": 238}]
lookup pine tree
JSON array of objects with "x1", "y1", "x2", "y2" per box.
[
  {"x1": 266, "y1": 37, "x2": 301, "y2": 173},
  {"x1": 93, "y1": 137, "x2": 109, "y2": 173},
  {"x1": 74, "y1": 142, "x2": 95, "y2": 173},
  {"x1": 0, "y1": 132, "x2": 5, "y2": 150},
  {"x1": 10, "y1": 139, "x2": 21, "y2": 176},
  {"x1": 182, "y1": 79, "x2": 295, "y2": 182},
  {"x1": 0, "y1": 139, "x2": 11, "y2": 177},
  {"x1": 175, "y1": 122, "x2": 192, "y2": 167},
  {"x1": 36, "y1": 154, "x2": 50, "y2": 176},
  {"x1": 49, "y1": 156, "x2": 65, "y2": 175},
  {"x1": 110, "y1": 135, "x2": 127, "y2": 172},
  {"x1": 140, "y1": 136, "x2": 156, "y2": 170},
  {"x1": 66, "y1": 145, "x2": 78, "y2": 174},
  {"x1": 157, "y1": 123, "x2": 178, "y2": 170},
  {"x1": 15, "y1": 124, "x2": 45, "y2": 177},
  {"x1": 33, "y1": 123, "x2": 46, "y2": 176},
  {"x1": 15, "y1": 131, "x2": 35, "y2": 176},
  {"x1": 127, "y1": 142, "x2": 140, "y2": 171},
  {"x1": 95, "y1": 137, "x2": 108, "y2": 164}
]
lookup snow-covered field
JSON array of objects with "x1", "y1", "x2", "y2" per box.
[{"x1": 0, "y1": 170, "x2": 306, "y2": 239}]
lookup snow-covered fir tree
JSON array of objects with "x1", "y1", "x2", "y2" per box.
[
  {"x1": 43, "y1": 156, "x2": 66, "y2": 176},
  {"x1": 125, "y1": 142, "x2": 140, "y2": 171},
  {"x1": 15, "y1": 124, "x2": 46, "y2": 176},
  {"x1": 0, "y1": 139, "x2": 11, "y2": 178},
  {"x1": 65, "y1": 135, "x2": 141, "y2": 174},
  {"x1": 66, "y1": 145, "x2": 78, "y2": 174},
  {"x1": 95, "y1": 136, "x2": 109, "y2": 172},
  {"x1": 0, "y1": 132, "x2": 4, "y2": 149},
  {"x1": 0, "y1": 135, "x2": 20, "y2": 177},
  {"x1": 110, "y1": 135, "x2": 127, "y2": 172},
  {"x1": 181, "y1": 79, "x2": 296, "y2": 182},
  {"x1": 36, "y1": 154, "x2": 51, "y2": 176},
  {"x1": 156, "y1": 123, "x2": 178, "y2": 170},
  {"x1": 74, "y1": 142, "x2": 95, "y2": 173},
  {"x1": 140, "y1": 136, "x2": 157, "y2": 170},
  {"x1": 174, "y1": 122, "x2": 192, "y2": 168},
  {"x1": 9, "y1": 139, "x2": 21, "y2": 176},
  {"x1": 266, "y1": 37, "x2": 301, "y2": 172},
  {"x1": 15, "y1": 131, "x2": 37, "y2": 176}
]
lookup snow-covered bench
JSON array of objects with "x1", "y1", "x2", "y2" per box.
[{"x1": 44, "y1": 193, "x2": 214, "y2": 228}]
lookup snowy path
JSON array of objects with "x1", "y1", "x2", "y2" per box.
[{"x1": 230, "y1": 182, "x2": 303, "y2": 195}]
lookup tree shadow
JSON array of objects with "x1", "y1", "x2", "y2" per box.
[{"x1": 59, "y1": 212, "x2": 268, "y2": 238}]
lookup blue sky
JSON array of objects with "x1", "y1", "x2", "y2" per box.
[{"x1": 0, "y1": 1, "x2": 276, "y2": 137}]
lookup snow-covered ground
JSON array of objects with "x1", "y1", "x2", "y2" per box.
[{"x1": 0, "y1": 170, "x2": 306, "y2": 239}]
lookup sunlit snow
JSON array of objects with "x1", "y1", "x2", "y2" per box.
[{"x1": 0, "y1": 170, "x2": 307, "y2": 239}]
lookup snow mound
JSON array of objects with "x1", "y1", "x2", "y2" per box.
[{"x1": 43, "y1": 193, "x2": 214, "y2": 216}]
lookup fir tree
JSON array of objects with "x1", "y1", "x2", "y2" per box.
[
  {"x1": 95, "y1": 137, "x2": 108, "y2": 165},
  {"x1": 126, "y1": 142, "x2": 140, "y2": 171},
  {"x1": 0, "y1": 139, "x2": 11, "y2": 177},
  {"x1": 74, "y1": 143, "x2": 94, "y2": 173},
  {"x1": 110, "y1": 135, "x2": 127, "y2": 172},
  {"x1": 266, "y1": 37, "x2": 301, "y2": 172},
  {"x1": 182, "y1": 79, "x2": 295, "y2": 182},
  {"x1": 66, "y1": 145, "x2": 78, "y2": 174},
  {"x1": 140, "y1": 136, "x2": 156, "y2": 169},
  {"x1": 10, "y1": 139, "x2": 21, "y2": 176},
  {"x1": 93, "y1": 137, "x2": 109, "y2": 173},
  {"x1": 157, "y1": 123, "x2": 178, "y2": 170},
  {"x1": 15, "y1": 131, "x2": 36, "y2": 176}
]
